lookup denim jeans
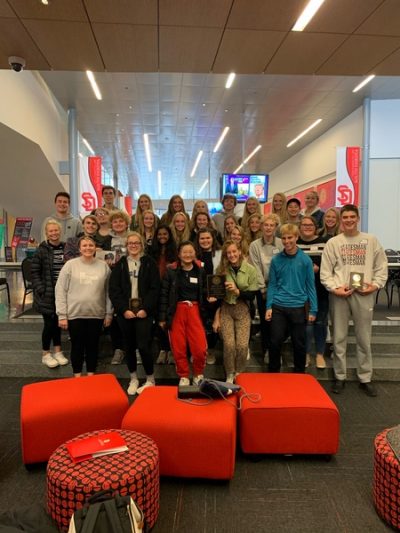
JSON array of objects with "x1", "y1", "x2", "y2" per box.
[{"x1": 306, "y1": 294, "x2": 328, "y2": 354}]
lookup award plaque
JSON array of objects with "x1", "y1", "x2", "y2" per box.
[
  {"x1": 207, "y1": 275, "x2": 226, "y2": 299},
  {"x1": 349, "y1": 272, "x2": 364, "y2": 290},
  {"x1": 129, "y1": 298, "x2": 142, "y2": 312}
]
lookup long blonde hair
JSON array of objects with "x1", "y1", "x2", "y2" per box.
[
  {"x1": 244, "y1": 213, "x2": 262, "y2": 244},
  {"x1": 230, "y1": 225, "x2": 249, "y2": 258},
  {"x1": 131, "y1": 194, "x2": 154, "y2": 230},
  {"x1": 240, "y1": 197, "x2": 262, "y2": 229},
  {"x1": 138, "y1": 209, "x2": 158, "y2": 240},
  {"x1": 320, "y1": 207, "x2": 340, "y2": 237},
  {"x1": 272, "y1": 192, "x2": 287, "y2": 223},
  {"x1": 217, "y1": 240, "x2": 243, "y2": 275},
  {"x1": 170, "y1": 211, "x2": 191, "y2": 247}
]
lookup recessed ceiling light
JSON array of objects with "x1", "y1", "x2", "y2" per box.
[
  {"x1": 224, "y1": 109, "x2": 228, "y2": 113},
  {"x1": 213, "y1": 127, "x2": 230, "y2": 153},
  {"x1": 352, "y1": 74, "x2": 375, "y2": 93},
  {"x1": 225, "y1": 72, "x2": 236, "y2": 89},
  {"x1": 190, "y1": 151, "x2": 203, "y2": 178},
  {"x1": 86, "y1": 71, "x2": 102, "y2": 100},
  {"x1": 143, "y1": 134, "x2": 152, "y2": 172},
  {"x1": 41, "y1": 0, "x2": 49, "y2": 4},
  {"x1": 292, "y1": 0, "x2": 326, "y2": 31},
  {"x1": 202, "y1": 103, "x2": 206, "y2": 107},
  {"x1": 233, "y1": 145, "x2": 262, "y2": 173},
  {"x1": 157, "y1": 170, "x2": 162, "y2": 197},
  {"x1": 287, "y1": 119, "x2": 322, "y2": 148}
]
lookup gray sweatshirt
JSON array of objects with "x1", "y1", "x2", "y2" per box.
[
  {"x1": 320, "y1": 231, "x2": 388, "y2": 291},
  {"x1": 248, "y1": 236, "x2": 283, "y2": 291},
  {"x1": 55, "y1": 257, "x2": 113, "y2": 320},
  {"x1": 41, "y1": 213, "x2": 83, "y2": 242}
]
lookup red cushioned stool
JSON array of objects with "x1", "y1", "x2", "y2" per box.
[
  {"x1": 373, "y1": 427, "x2": 400, "y2": 530},
  {"x1": 121, "y1": 386, "x2": 237, "y2": 479},
  {"x1": 236, "y1": 373, "x2": 339, "y2": 455},
  {"x1": 47, "y1": 429, "x2": 159, "y2": 532},
  {"x1": 21, "y1": 374, "x2": 129, "y2": 464}
]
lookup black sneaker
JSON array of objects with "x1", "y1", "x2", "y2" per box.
[
  {"x1": 331, "y1": 380, "x2": 345, "y2": 394},
  {"x1": 359, "y1": 382, "x2": 377, "y2": 397}
]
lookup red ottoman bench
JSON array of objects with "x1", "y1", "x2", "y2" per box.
[
  {"x1": 121, "y1": 386, "x2": 237, "y2": 479},
  {"x1": 47, "y1": 429, "x2": 159, "y2": 532},
  {"x1": 21, "y1": 374, "x2": 129, "y2": 464},
  {"x1": 236, "y1": 373, "x2": 340, "y2": 455}
]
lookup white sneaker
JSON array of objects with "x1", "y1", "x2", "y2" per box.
[
  {"x1": 247, "y1": 348, "x2": 251, "y2": 361},
  {"x1": 193, "y1": 374, "x2": 204, "y2": 386},
  {"x1": 127, "y1": 378, "x2": 139, "y2": 395},
  {"x1": 156, "y1": 350, "x2": 167, "y2": 364},
  {"x1": 263, "y1": 350, "x2": 269, "y2": 364},
  {"x1": 179, "y1": 377, "x2": 190, "y2": 386},
  {"x1": 206, "y1": 351, "x2": 216, "y2": 365},
  {"x1": 53, "y1": 352, "x2": 69, "y2": 366},
  {"x1": 137, "y1": 380, "x2": 155, "y2": 395},
  {"x1": 305, "y1": 354, "x2": 311, "y2": 368},
  {"x1": 42, "y1": 353, "x2": 59, "y2": 368},
  {"x1": 111, "y1": 349, "x2": 125, "y2": 365},
  {"x1": 226, "y1": 373, "x2": 235, "y2": 384}
]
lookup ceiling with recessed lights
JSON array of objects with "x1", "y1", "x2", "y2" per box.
[{"x1": 2, "y1": 0, "x2": 400, "y2": 200}]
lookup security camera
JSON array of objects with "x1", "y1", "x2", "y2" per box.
[{"x1": 8, "y1": 56, "x2": 26, "y2": 72}]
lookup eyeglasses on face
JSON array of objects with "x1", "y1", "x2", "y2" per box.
[{"x1": 128, "y1": 242, "x2": 141, "y2": 246}]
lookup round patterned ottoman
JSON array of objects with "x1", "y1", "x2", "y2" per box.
[
  {"x1": 373, "y1": 427, "x2": 400, "y2": 531},
  {"x1": 46, "y1": 429, "x2": 159, "y2": 532}
]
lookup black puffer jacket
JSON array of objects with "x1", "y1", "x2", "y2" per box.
[
  {"x1": 31, "y1": 241, "x2": 65, "y2": 315},
  {"x1": 109, "y1": 255, "x2": 160, "y2": 317},
  {"x1": 158, "y1": 261, "x2": 207, "y2": 328}
]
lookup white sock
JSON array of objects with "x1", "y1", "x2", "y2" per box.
[
  {"x1": 130, "y1": 372, "x2": 138, "y2": 381},
  {"x1": 146, "y1": 374, "x2": 155, "y2": 383}
]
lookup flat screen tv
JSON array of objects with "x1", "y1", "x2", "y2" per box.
[{"x1": 221, "y1": 173, "x2": 269, "y2": 203}]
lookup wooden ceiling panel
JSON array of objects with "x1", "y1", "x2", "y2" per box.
[
  {"x1": 356, "y1": 0, "x2": 400, "y2": 36},
  {"x1": 213, "y1": 29, "x2": 286, "y2": 73},
  {"x1": 8, "y1": 0, "x2": 87, "y2": 21},
  {"x1": 84, "y1": 0, "x2": 157, "y2": 25},
  {"x1": 227, "y1": 0, "x2": 305, "y2": 31},
  {"x1": 373, "y1": 48, "x2": 400, "y2": 75},
  {"x1": 160, "y1": 26, "x2": 222, "y2": 72},
  {"x1": 93, "y1": 24, "x2": 158, "y2": 71},
  {"x1": 306, "y1": 0, "x2": 382, "y2": 34},
  {"x1": 0, "y1": 18, "x2": 49, "y2": 69},
  {"x1": 23, "y1": 20, "x2": 104, "y2": 71},
  {"x1": 0, "y1": 1, "x2": 16, "y2": 17},
  {"x1": 265, "y1": 33, "x2": 348, "y2": 75},
  {"x1": 317, "y1": 35, "x2": 400, "y2": 75},
  {"x1": 160, "y1": 0, "x2": 231, "y2": 28}
]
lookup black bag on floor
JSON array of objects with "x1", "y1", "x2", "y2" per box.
[{"x1": 67, "y1": 490, "x2": 145, "y2": 533}]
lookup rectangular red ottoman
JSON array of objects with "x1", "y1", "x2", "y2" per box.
[
  {"x1": 121, "y1": 386, "x2": 237, "y2": 479},
  {"x1": 21, "y1": 374, "x2": 129, "y2": 464},
  {"x1": 236, "y1": 373, "x2": 339, "y2": 455}
]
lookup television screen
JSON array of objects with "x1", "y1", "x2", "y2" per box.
[{"x1": 222, "y1": 174, "x2": 269, "y2": 203}]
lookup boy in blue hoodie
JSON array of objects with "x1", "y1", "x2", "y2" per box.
[{"x1": 266, "y1": 223, "x2": 317, "y2": 373}]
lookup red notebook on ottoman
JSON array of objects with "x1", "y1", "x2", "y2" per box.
[{"x1": 66, "y1": 431, "x2": 128, "y2": 463}]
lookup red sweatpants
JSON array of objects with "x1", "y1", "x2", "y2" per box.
[{"x1": 169, "y1": 302, "x2": 207, "y2": 378}]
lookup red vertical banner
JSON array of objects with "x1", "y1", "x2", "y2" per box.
[
  {"x1": 336, "y1": 147, "x2": 360, "y2": 207},
  {"x1": 124, "y1": 196, "x2": 133, "y2": 216},
  {"x1": 88, "y1": 156, "x2": 103, "y2": 207}
]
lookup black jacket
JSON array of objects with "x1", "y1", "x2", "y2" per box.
[
  {"x1": 159, "y1": 261, "x2": 207, "y2": 327},
  {"x1": 109, "y1": 255, "x2": 160, "y2": 317},
  {"x1": 30, "y1": 241, "x2": 65, "y2": 315}
]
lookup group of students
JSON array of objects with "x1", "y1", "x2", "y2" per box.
[{"x1": 31, "y1": 187, "x2": 388, "y2": 398}]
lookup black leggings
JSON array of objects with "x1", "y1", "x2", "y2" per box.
[
  {"x1": 68, "y1": 318, "x2": 103, "y2": 373},
  {"x1": 117, "y1": 316, "x2": 154, "y2": 375},
  {"x1": 42, "y1": 313, "x2": 61, "y2": 351}
]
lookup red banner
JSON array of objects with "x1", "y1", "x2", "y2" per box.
[
  {"x1": 79, "y1": 156, "x2": 102, "y2": 215},
  {"x1": 336, "y1": 147, "x2": 360, "y2": 207},
  {"x1": 11, "y1": 217, "x2": 33, "y2": 247},
  {"x1": 89, "y1": 156, "x2": 103, "y2": 207},
  {"x1": 124, "y1": 196, "x2": 133, "y2": 216}
]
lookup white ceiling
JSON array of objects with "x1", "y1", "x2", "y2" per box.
[{"x1": 2, "y1": 0, "x2": 400, "y2": 200}]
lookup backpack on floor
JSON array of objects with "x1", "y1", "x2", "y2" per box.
[{"x1": 67, "y1": 490, "x2": 145, "y2": 533}]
